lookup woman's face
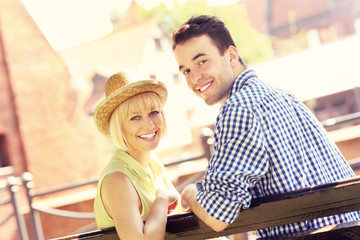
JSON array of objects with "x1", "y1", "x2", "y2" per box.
[{"x1": 122, "y1": 107, "x2": 164, "y2": 155}]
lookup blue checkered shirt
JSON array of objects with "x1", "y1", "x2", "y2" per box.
[{"x1": 196, "y1": 69, "x2": 359, "y2": 237}]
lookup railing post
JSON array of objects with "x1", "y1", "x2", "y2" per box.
[
  {"x1": 199, "y1": 127, "x2": 214, "y2": 160},
  {"x1": 7, "y1": 176, "x2": 30, "y2": 240},
  {"x1": 22, "y1": 172, "x2": 44, "y2": 240}
]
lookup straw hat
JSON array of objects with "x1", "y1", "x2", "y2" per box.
[{"x1": 94, "y1": 71, "x2": 167, "y2": 137}]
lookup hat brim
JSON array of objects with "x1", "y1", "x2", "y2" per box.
[{"x1": 94, "y1": 80, "x2": 167, "y2": 137}]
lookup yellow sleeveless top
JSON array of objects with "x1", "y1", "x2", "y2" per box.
[{"x1": 94, "y1": 148, "x2": 176, "y2": 229}]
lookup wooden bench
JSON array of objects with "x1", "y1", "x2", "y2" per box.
[{"x1": 53, "y1": 176, "x2": 360, "y2": 240}]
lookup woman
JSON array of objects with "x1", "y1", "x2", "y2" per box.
[{"x1": 93, "y1": 71, "x2": 179, "y2": 240}]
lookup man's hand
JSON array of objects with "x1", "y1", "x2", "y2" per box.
[
  {"x1": 180, "y1": 183, "x2": 230, "y2": 232},
  {"x1": 181, "y1": 184, "x2": 197, "y2": 211}
]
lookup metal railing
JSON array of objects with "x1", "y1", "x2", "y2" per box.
[
  {"x1": 21, "y1": 172, "x2": 99, "y2": 240},
  {"x1": 321, "y1": 111, "x2": 360, "y2": 128},
  {"x1": 2, "y1": 128, "x2": 214, "y2": 240},
  {"x1": 0, "y1": 166, "x2": 29, "y2": 240}
]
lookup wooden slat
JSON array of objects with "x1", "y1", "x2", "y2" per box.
[
  {"x1": 262, "y1": 221, "x2": 360, "y2": 240},
  {"x1": 166, "y1": 176, "x2": 360, "y2": 239},
  {"x1": 53, "y1": 176, "x2": 360, "y2": 240}
]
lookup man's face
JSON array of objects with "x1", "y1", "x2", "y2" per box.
[{"x1": 174, "y1": 35, "x2": 234, "y2": 106}]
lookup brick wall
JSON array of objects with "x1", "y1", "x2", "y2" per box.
[
  {"x1": 0, "y1": 0, "x2": 112, "y2": 189},
  {"x1": 337, "y1": 137, "x2": 360, "y2": 161},
  {"x1": 0, "y1": 23, "x2": 27, "y2": 173},
  {"x1": 0, "y1": 1, "x2": 112, "y2": 238},
  {"x1": 240, "y1": 0, "x2": 360, "y2": 39}
]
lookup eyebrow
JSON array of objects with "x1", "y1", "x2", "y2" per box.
[{"x1": 179, "y1": 53, "x2": 207, "y2": 71}]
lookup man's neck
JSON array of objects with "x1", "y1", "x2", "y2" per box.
[{"x1": 233, "y1": 63, "x2": 247, "y2": 79}]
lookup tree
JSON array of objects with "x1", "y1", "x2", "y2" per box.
[{"x1": 135, "y1": 0, "x2": 274, "y2": 65}]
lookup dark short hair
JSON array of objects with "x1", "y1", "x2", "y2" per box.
[{"x1": 172, "y1": 15, "x2": 244, "y2": 64}]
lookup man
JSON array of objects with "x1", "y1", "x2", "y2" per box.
[{"x1": 172, "y1": 15, "x2": 359, "y2": 238}]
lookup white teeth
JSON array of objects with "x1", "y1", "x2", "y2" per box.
[
  {"x1": 139, "y1": 132, "x2": 155, "y2": 139},
  {"x1": 199, "y1": 83, "x2": 211, "y2": 92}
]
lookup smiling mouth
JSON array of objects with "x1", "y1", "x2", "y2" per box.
[
  {"x1": 138, "y1": 132, "x2": 156, "y2": 140},
  {"x1": 198, "y1": 82, "x2": 212, "y2": 93}
]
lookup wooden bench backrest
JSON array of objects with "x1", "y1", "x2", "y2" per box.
[{"x1": 53, "y1": 176, "x2": 360, "y2": 240}]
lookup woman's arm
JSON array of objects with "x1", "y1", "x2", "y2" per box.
[{"x1": 101, "y1": 172, "x2": 178, "y2": 240}]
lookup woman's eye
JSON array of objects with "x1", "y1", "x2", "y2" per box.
[
  {"x1": 150, "y1": 111, "x2": 159, "y2": 116},
  {"x1": 130, "y1": 116, "x2": 140, "y2": 121}
]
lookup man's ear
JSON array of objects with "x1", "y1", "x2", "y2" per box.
[{"x1": 228, "y1": 46, "x2": 239, "y2": 66}]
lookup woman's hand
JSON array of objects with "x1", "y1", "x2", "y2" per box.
[
  {"x1": 156, "y1": 188, "x2": 179, "y2": 214},
  {"x1": 167, "y1": 199, "x2": 178, "y2": 214}
]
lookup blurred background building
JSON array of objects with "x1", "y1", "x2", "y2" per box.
[{"x1": 1, "y1": 0, "x2": 359, "y2": 239}]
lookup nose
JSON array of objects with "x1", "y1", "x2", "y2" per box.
[
  {"x1": 189, "y1": 68, "x2": 202, "y2": 84},
  {"x1": 143, "y1": 115, "x2": 155, "y2": 129}
]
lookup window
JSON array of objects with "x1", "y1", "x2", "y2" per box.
[
  {"x1": 0, "y1": 135, "x2": 9, "y2": 168},
  {"x1": 173, "y1": 73, "x2": 181, "y2": 85},
  {"x1": 154, "y1": 38, "x2": 162, "y2": 52},
  {"x1": 355, "y1": 18, "x2": 360, "y2": 35}
]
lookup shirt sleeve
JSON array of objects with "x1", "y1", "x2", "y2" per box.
[{"x1": 196, "y1": 103, "x2": 269, "y2": 224}]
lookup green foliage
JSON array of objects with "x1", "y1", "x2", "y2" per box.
[
  {"x1": 271, "y1": 30, "x2": 309, "y2": 58},
  {"x1": 135, "y1": 0, "x2": 274, "y2": 65}
]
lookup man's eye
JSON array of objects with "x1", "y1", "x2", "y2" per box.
[
  {"x1": 199, "y1": 60, "x2": 206, "y2": 65},
  {"x1": 183, "y1": 69, "x2": 190, "y2": 75}
]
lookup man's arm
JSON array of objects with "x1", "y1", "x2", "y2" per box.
[{"x1": 181, "y1": 184, "x2": 230, "y2": 232}]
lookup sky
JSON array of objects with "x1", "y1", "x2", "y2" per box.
[
  {"x1": 22, "y1": 0, "x2": 116, "y2": 51},
  {"x1": 21, "y1": 0, "x2": 238, "y2": 51}
]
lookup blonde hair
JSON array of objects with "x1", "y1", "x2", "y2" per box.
[{"x1": 109, "y1": 92, "x2": 167, "y2": 151}]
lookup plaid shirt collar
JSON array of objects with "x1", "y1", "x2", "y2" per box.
[{"x1": 229, "y1": 68, "x2": 257, "y2": 98}]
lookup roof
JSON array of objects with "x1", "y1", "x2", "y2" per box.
[
  {"x1": 253, "y1": 35, "x2": 360, "y2": 101},
  {"x1": 59, "y1": 19, "x2": 161, "y2": 79}
]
